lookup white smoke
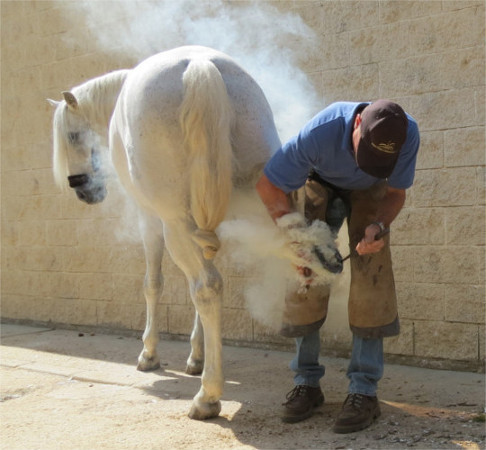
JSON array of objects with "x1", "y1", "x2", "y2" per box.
[
  {"x1": 59, "y1": 0, "x2": 350, "y2": 331},
  {"x1": 61, "y1": 0, "x2": 322, "y2": 141}
]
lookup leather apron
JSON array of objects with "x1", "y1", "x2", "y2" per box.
[{"x1": 280, "y1": 175, "x2": 399, "y2": 339}]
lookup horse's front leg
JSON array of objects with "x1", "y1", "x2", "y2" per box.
[
  {"x1": 137, "y1": 214, "x2": 164, "y2": 371},
  {"x1": 186, "y1": 312, "x2": 204, "y2": 375},
  {"x1": 164, "y1": 222, "x2": 223, "y2": 420}
]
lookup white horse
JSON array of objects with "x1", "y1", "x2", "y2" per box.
[{"x1": 50, "y1": 46, "x2": 341, "y2": 420}]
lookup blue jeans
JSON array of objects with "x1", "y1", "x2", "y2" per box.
[{"x1": 290, "y1": 330, "x2": 384, "y2": 396}]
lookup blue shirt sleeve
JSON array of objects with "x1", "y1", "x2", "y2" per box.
[{"x1": 263, "y1": 122, "x2": 319, "y2": 193}]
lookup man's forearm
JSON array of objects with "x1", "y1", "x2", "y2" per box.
[
  {"x1": 375, "y1": 186, "x2": 406, "y2": 228},
  {"x1": 255, "y1": 174, "x2": 292, "y2": 222}
]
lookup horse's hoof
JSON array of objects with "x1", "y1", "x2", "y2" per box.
[
  {"x1": 188, "y1": 400, "x2": 221, "y2": 420},
  {"x1": 185, "y1": 359, "x2": 203, "y2": 376},
  {"x1": 137, "y1": 353, "x2": 161, "y2": 371}
]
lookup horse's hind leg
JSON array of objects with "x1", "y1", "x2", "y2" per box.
[
  {"x1": 186, "y1": 313, "x2": 204, "y2": 375},
  {"x1": 164, "y1": 221, "x2": 223, "y2": 420},
  {"x1": 137, "y1": 213, "x2": 164, "y2": 371}
]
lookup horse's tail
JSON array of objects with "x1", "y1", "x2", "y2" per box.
[{"x1": 179, "y1": 58, "x2": 235, "y2": 259}]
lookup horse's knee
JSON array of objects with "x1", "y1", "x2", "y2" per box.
[{"x1": 190, "y1": 273, "x2": 223, "y2": 313}]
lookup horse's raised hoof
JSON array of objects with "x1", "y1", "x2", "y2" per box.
[
  {"x1": 185, "y1": 359, "x2": 204, "y2": 376},
  {"x1": 188, "y1": 400, "x2": 221, "y2": 420},
  {"x1": 137, "y1": 352, "x2": 161, "y2": 371}
]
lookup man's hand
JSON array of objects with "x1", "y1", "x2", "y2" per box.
[{"x1": 355, "y1": 223, "x2": 386, "y2": 256}]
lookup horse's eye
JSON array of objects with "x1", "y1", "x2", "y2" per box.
[{"x1": 68, "y1": 132, "x2": 80, "y2": 144}]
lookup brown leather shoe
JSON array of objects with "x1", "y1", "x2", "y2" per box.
[
  {"x1": 281, "y1": 385, "x2": 324, "y2": 423},
  {"x1": 333, "y1": 393, "x2": 381, "y2": 433}
]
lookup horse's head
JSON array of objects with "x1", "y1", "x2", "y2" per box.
[{"x1": 49, "y1": 91, "x2": 107, "y2": 204}]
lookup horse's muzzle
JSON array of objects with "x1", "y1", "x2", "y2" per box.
[{"x1": 68, "y1": 174, "x2": 107, "y2": 204}]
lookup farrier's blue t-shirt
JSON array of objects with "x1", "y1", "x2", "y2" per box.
[{"x1": 264, "y1": 102, "x2": 420, "y2": 193}]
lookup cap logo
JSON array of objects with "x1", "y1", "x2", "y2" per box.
[{"x1": 371, "y1": 141, "x2": 397, "y2": 154}]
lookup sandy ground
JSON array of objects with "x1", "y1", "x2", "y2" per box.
[{"x1": 0, "y1": 323, "x2": 484, "y2": 450}]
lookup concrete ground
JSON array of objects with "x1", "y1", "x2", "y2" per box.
[{"x1": 1, "y1": 323, "x2": 484, "y2": 450}]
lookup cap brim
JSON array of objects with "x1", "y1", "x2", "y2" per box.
[{"x1": 356, "y1": 140, "x2": 399, "y2": 179}]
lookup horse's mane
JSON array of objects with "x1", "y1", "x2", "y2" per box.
[{"x1": 52, "y1": 70, "x2": 130, "y2": 189}]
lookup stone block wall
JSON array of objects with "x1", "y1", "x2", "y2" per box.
[{"x1": 1, "y1": 0, "x2": 484, "y2": 370}]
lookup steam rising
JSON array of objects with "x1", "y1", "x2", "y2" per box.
[{"x1": 59, "y1": 0, "x2": 350, "y2": 332}]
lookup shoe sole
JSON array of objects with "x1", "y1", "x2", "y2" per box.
[
  {"x1": 281, "y1": 396, "x2": 324, "y2": 424},
  {"x1": 332, "y1": 407, "x2": 381, "y2": 434}
]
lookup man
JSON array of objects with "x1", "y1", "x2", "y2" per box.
[{"x1": 256, "y1": 100, "x2": 420, "y2": 433}]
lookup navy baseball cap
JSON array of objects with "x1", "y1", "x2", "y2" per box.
[{"x1": 357, "y1": 100, "x2": 408, "y2": 178}]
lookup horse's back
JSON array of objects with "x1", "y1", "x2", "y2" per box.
[{"x1": 110, "y1": 46, "x2": 280, "y2": 216}]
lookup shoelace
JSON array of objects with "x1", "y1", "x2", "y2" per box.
[
  {"x1": 285, "y1": 385, "x2": 310, "y2": 402},
  {"x1": 345, "y1": 393, "x2": 366, "y2": 409}
]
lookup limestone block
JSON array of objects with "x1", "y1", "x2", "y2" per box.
[
  {"x1": 445, "y1": 285, "x2": 485, "y2": 324},
  {"x1": 349, "y1": 20, "x2": 411, "y2": 65},
  {"x1": 413, "y1": 168, "x2": 477, "y2": 207},
  {"x1": 19, "y1": 296, "x2": 59, "y2": 323},
  {"x1": 480, "y1": 325, "x2": 485, "y2": 361},
  {"x1": 47, "y1": 220, "x2": 78, "y2": 246},
  {"x1": 108, "y1": 245, "x2": 145, "y2": 275},
  {"x1": 413, "y1": 246, "x2": 480, "y2": 285},
  {"x1": 18, "y1": 221, "x2": 47, "y2": 247},
  {"x1": 445, "y1": 206, "x2": 485, "y2": 245},
  {"x1": 160, "y1": 276, "x2": 189, "y2": 306},
  {"x1": 444, "y1": 127, "x2": 485, "y2": 168},
  {"x1": 76, "y1": 219, "x2": 125, "y2": 247},
  {"x1": 321, "y1": 1, "x2": 379, "y2": 35},
  {"x1": 60, "y1": 195, "x2": 111, "y2": 220},
  {"x1": 76, "y1": 273, "x2": 114, "y2": 301},
  {"x1": 1, "y1": 221, "x2": 18, "y2": 246},
  {"x1": 410, "y1": 89, "x2": 478, "y2": 131},
  {"x1": 3, "y1": 194, "x2": 62, "y2": 221},
  {"x1": 408, "y1": 8, "x2": 484, "y2": 55},
  {"x1": 475, "y1": 87, "x2": 485, "y2": 126},
  {"x1": 390, "y1": 246, "x2": 414, "y2": 283},
  {"x1": 396, "y1": 282, "x2": 444, "y2": 321},
  {"x1": 415, "y1": 131, "x2": 443, "y2": 170},
  {"x1": 42, "y1": 272, "x2": 78, "y2": 299},
  {"x1": 221, "y1": 308, "x2": 253, "y2": 341},
  {"x1": 225, "y1": 276, "x2": 247, "y2": 308},
  {"x1": 414, "y1": 320, "x2": 478, "y2": 360},
  {"x1": 392, "y1": 207, "x2": 445, "y2": 245},
  {"x1": 291, "y1": 1, "x2": 324, "y2": 32},
  {"x1": 321, "y1": 64, "x2": 379, "y2": 104},
  {"x1": 112, "y1": 274, "x2": 145, "y2": 304},
  {"x1": 162, "y1": 261, "x2": 186, "y2": 282},
  {"x1": 317, "y1": 33, "x2": 349, "y2": 70},
  {"x1": 168, "y1": 304, "x2": 195, "y2": 336},
  {"x1": 96, "y1": 301, "x2": 148, "y2": 331},
  {"x1": 64, "y1": 246, "x2": 112, "y2": 273},
  {"x1": 380, "y1": 1, "x2": 442, "y2": 23},
  {"x1": 477, "y1": 167, "x2": 485, "y2": 205},
  {"x1": 441, "y1": 1, "x2": 484, "y2": 11},
  {"x1": 34, "y1": 5, "x2": 72, "y2": 36},
  {"x1": 383, "y1": 319, "x2": 414, "y2": 356},
  {"x1": 60, "y1": 298, "x2": 98, "y2": 325},
  {"x1": 5, "y1": 246, "x2": 64, "y2": 272}
]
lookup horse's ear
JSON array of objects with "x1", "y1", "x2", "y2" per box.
[
  {"x1": 47, "y1": 98, "x2": 60, "y2": 108},
  {"x1": 62, "y1": 91, "x2": 78, "y2": 110}
]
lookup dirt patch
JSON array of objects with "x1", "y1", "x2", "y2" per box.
[{"x1": 1, "y1": 326, "x2": 484, "y2": 449}]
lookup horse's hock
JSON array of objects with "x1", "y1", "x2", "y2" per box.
[{"x1": 1, "y1": 0, "x2": 484, "y2": 390}]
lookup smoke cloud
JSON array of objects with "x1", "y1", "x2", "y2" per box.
[{"x1": 59, "y1": 0, "x2": 350, "y2": 332}]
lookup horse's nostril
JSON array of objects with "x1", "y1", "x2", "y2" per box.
[{"x1": 68, "y1": 174, "x2": 89, "y2": 188}]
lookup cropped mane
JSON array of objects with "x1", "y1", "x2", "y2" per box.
[{"x1": 52, "y1": 69, "x2": 130, "y2": 189}]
